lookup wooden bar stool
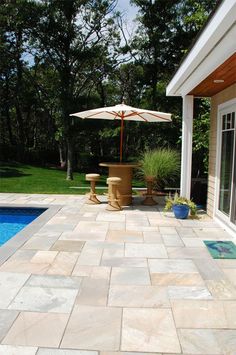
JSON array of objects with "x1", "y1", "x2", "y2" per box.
[
  {"x1": 85, "y1": 173, "x2": 101, "y2": 204},
  {"x1": 106, "y1": 177, "x2": 122, "y2": 211}
]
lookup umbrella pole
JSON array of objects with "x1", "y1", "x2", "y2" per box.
[{"x1": 120, "y1": 115, "x2": 124, "y2": 162}]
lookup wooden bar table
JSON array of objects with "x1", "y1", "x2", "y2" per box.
[{"x1": 99, "y1": 162, "x2": 139, "y2": 206}]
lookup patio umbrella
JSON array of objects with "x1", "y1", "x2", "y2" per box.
[{"x1": 70, "y1": 103, "x2": 172, "y2": 162}]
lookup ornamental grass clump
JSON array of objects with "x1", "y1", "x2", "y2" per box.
[
  {"x1": 138, "y1": 148, "x2": 180, "y2": 185},
  {"x1": 138, "y1": 148, "x2": 180, "y2": 205}
]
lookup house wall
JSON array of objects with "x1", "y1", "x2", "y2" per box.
[{"x1": 207, "y1": 83, "x2": 236, "y2": 217}]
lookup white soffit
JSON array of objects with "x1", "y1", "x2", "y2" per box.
[{"x1": 166, "y1": 0, "x2": 236, "y2": 97}]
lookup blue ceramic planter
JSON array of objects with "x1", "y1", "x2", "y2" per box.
[{"x1": 172, "y1": 204, "x2": 190, "y2": 219}]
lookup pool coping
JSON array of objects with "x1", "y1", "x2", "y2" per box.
[{"x1": 0, "y1": 204, "x2": 61, "y2": 266}]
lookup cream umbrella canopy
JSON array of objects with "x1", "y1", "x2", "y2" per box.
[{"x1": 70, "y1": 103, "x2": 172, "y2": 162}]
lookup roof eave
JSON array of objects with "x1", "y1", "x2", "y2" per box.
[{"x1": 166, "y1": 0, "x2": 236, "y2": 97}]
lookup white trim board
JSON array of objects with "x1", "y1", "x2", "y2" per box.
[
  {"x1": 166, "y1": 0, "x2": 236, "y2": 97},
  {"x1": 214, "y1": 99, "x2": 236, "y2": 234}
]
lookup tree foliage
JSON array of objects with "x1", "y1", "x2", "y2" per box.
[{"x1": 0, "y1": 0, "x2": 217, "y2": 182}]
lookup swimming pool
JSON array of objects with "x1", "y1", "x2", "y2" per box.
[{"x1": 0, "y1": 207, "x2": 46, "y2": 246}]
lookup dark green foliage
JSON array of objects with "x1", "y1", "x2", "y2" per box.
[{"x1": 0, "y1": 0, "x2": 216, "y2": 184}]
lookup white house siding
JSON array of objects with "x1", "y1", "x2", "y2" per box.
[{"x1": 207, "y1": 83, "x2": 236, "y2": 217}]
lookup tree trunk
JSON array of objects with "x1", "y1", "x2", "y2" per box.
[
  {"x1": 59, "y1": 144, "x2": 66, "y2": 169},
  {"x1": 5, "y1": 105, "x2": 14, "y2": 145},
  {"x1": 15, "y1": 29, "x2": 26, "y2": 158},
  {"x1": 4, "y1": 75, "x2": 14, "y2": 145},
  {"x1": 66, "y1": 139, "x2": 73, "y2": 180}
]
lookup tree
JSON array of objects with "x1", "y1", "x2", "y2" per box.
[
  {"x1": 128, "y1": 0, "x2": 217, "y2": 176},
  {"x1": 0, "y1": 0, "x2": 39, "y2": 158},
  {"x1": 32, "y1": 0, "x2": 121, "y2": 179}
]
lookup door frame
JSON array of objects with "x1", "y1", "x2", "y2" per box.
[{"x1": 214, "y1": 98, "x2": 236, "y2": 234}]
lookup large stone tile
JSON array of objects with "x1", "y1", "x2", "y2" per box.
[
  {"x1": 26, "y1": 274, "x2": 82, "y2": 289},
  {"x1": 223, "y1": 301, "x2": 236, "y2": 328},
  {"x1": 108, "y1": 285, "x2": 169, "y2": 307},
  {"x1": 121, "y1": 308, "x2": 181, "y2": 353},
  {"x1": 76, "y1": 245, "x2": 103, "y2": 266},
  {"x1": 30, "y1": 251, "x2": 58, "y2": 264},
  {"x1": 72, "y1": 265, "x2": 110, "y2": 279},
  {"x1": 194, "y1": 259, "x2": 226, "y2": 281},
  {"x1": 0, "y1": 310, "x2": 19, "y2": 341},
  {"x1": 9, "y1": 286, "x2": 78, "y2": 313},
  {"x1": 167, "y1": 247, "x2": 211, "y2": 259},
  {"x1": 0, "y1": 272, "x2": 30, "y2": 308},
  {"x1": 71, "y1": 221, "x2": 108, "y2": 241},
  {"x1": 2, "y1": 312, "x2": 69, "y2": 347},
  {"x1": 143, "y1": 231, "x2": 162, "y2": 243},
  {"x1": 148, "y1": 259, "x2": 199, "y2": 273},
  {"x1": 182, "y1": 237, "x2": 205, "y2": 247},
  {"x1": 61, "y1": 305, "x2": 122, "y2": 350},
  {"x1": 223, "y1": 269, "x2": 236, "y2": 286},
  {"x1": 39, "y1": 224, "x2": 76, "y2": 233},
  {"x1": 215, "y1": 329, "x2": 236, "y2": 353},
  {"x1": 151, "y1": 273, "x2": 205, "y2": 286},
  {"x1": 75, "y1": 278, "x2": 109, "y2": 306},
  {"x1": 149, "y1": 218, "x2": 180, "y2": 227},
  {"x1": 126, "y1": 224, "x2": 152, "y2": 231},
  {"x1": 102, "y1": 244, "x2": 124, "y2": 258},
  {"x1": 108, "y1": 222, "x2": 126, "y2": 231},
  {"x1": 101, "y1": 257, "x2": 147, "y2": 268},
  {"x1": 60, "y1": 232, "x2": 107, "y2": 242},
  {"x1": 101, "y1": 353, "x2": 159, "y2": 355},
  {"x1": 176, "y1": 227, "x2": 197, "y2": 237},
  {"x1": 159, "y1": 227, "x2": 178, "y2": 235},
  {"x1": 0, "y1": 250, "x2": 50, "y2": 274},
  {"x1": 193, "y1": 227, "x2": 232, "y2": 239},
  {"x1": 178, "y1": 328, "x2": 236, "y2": 354},
  {"x1": 216, "y1": 259, "x2": 236, "y2": 268},
  {"x1": 38, "y1": 350, "x2": 98, "y2": 355},
  {"x1": 106, "y1": 230, "x2": 143, "y2": 243},
  {"x1": 125, "y1": 243, "x2": 167, "y2": 258},
  {"x1": 51, "y1": 240, "x2": 84, "y2": 252},
  {"x1": 149, "y1": 259, "x2": 204, "y2": 286},
  {"x1": 162, "y1": 234, "x2": 184, "y2": 247},
  {"x1": 46, "y1": 252, "x2": 79, "y2": 275},
  {"x1": 111, "y1": 267, "x2": 150, "y2": 285},
  {"x1": 0, "y1": 345, "x2": 37, "y2": 355},
  {"x1": 172, "y1": 300, "x2": 227, "y2": 328},
  {"x1": 97, "y1": 212, "x2": 126, "y2": 222},
  {"x1": 126, "y1": 213, "x2": 148, "y2": 222},
  {"x1": 22, "y1": 235, "x2": 59, "y2": 250},
  {"x1": 206, "y1": 280, "x2": 236, "y2": 299},
  {"x1": 167, "y1": 286, "x2": 212, "y2": 299}
]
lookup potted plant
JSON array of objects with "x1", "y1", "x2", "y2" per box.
[
  {"x1": 138, "y1": 149, "x2": 180, "y2": 205},
  {"x1": 164, "y1": 192, "x2": 197, "y2": 219}
]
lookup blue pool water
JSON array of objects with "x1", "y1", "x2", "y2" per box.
[{"x1": 0, "y1": 208, "x2": 46, "y2": 246}]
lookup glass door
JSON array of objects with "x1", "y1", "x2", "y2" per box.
[{"x1": 218, "y1": 109, "x2": 236, "y2": 225}]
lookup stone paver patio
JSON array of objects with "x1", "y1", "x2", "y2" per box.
[{"x1": 0, "y1": 192, "x2": 236, "y2": 355}]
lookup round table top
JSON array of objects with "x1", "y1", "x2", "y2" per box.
[{"x1": 99, "y1": 162, "x2": 139, "y2": 168}]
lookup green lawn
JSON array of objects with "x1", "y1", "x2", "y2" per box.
[{"x1": 0, "y1": 162, "x2": 144, "y2": 194}]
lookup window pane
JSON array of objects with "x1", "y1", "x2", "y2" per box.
[
  {"x1": 219, "y1": 130, "x2": 234, "y2": 215},
  {"x1": 227, "y1": 113, "x2": 231, "y2": 129},
  {"x1": 222, "y1": 115, "x2": 226, "y2": 130}
]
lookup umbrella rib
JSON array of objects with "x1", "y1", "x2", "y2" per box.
[
  {"x1": 81, "y1": 111, "x2": 118, "y2": 119},
  {"x1": 124, "y1": 112, "x2": 148, "y2": 122},
  {"x1": 112, "y1": 112, "x2": 122, "y2": 119},
  {"x1": 123, "y1": 111, "x2": 170, "y2": 122},
  {"x1": 141, "y1": 112, "x2": 171, "y2": 121}
]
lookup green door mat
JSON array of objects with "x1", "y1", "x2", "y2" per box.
[{"x1": 204, "y1": 240, "x2": 236, "y2": 259}]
